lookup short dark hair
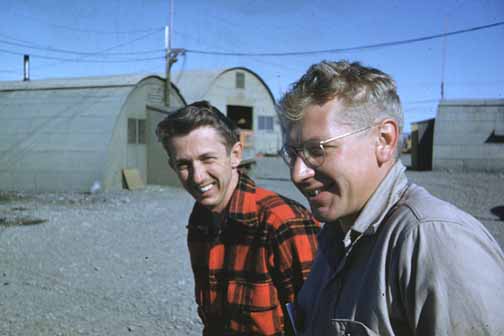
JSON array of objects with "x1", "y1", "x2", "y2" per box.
[{"x1": 156, "y1": 100, "x2": 240, "y2": 152}]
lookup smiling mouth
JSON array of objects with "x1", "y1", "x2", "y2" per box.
[{"x1": 198, "y1": 184, "x2": 213, "y2": 193}]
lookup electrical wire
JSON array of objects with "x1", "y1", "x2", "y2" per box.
[
  {"x1": 0, "y1": 48, "x2": 163, "y2": 63},
  {"x1": 0, "y1": 28, "x2": 165, "y2": 66},
  {"x1": 0, "y1": 38, "x2": 164, "y2": 56},
  {"x1": 185, "y1": 20, "x2": 504, "y2": 57}
]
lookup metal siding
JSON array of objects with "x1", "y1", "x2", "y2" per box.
[
  {"x1": 433, "y1": 100, "x2": 504, "y2": 172},
  {"x1": 0, "y1": 85, "x2": 132, "y2": 191},
  {"x1": 174, "y1": 68, "x2": 280, "y2": 154}
]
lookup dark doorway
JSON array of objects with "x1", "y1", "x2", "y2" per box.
[
  {"x1": 227, "y1": 105, "x2": 253, "y2": 130},
  {"x1": 491, "y1": 206, "x2": 504, "y2": 220},
  {"x1": 411, "y1": 118, "x2": 435, "y2": 171}
]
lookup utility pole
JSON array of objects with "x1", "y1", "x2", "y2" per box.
[
  {"x1": 164, "y1": 0, "x2": 185, "y2": 107},
  {"x1": 165, "y1": 0, "x2": 174, "y2": 106},
  {"x1": 164, "y1": 0, "x2": 174, "y2": 107},
  {"x1": 440, "y1": 16, "x2": 448, "y2": 101}
]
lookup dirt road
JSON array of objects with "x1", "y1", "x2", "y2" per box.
[{"x1": 1, "y1": 157, "x2": 503, "y2": 335}]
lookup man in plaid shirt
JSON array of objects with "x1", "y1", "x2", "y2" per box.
[{"x1": 157, "y1": 101, "x2": 320, "y2": 335}]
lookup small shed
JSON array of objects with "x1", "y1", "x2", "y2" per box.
[
  {"x1": 0, "y1": 74, "x2": 185, "y2": 192},
  {"x1": 433, "y1": 99, "x2": 504, "y2": 171},
  {"x1": 174, "y1": 67, "x2": 280, "y2": 156}
]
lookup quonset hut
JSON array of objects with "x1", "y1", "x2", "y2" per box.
[
  {"x1": 174, "y1": 67, "x2": 280, "y2": 156},
  {"x1": 0, "y1": 75, "x2": 185, "y2": 192}
]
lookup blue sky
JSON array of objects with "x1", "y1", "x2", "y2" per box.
[{"x1": 1, "y1": 0, "x2": 503, "y2": 132}]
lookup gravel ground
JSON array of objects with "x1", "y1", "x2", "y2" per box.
[{"x1": 1, "y1": 156, "x2": 503, "y2": 336}]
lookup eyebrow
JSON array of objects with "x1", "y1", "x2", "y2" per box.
[{"x1": 174, "y1": 151, "x2": 219, "y2": 162}]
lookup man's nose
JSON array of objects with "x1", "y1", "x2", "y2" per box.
[
  {"x1": 291, "y1": 156, "x2": 315, "y2": 184},
  {"x1": 191, "y1": 162, "x2": 206, "y2": 184}
]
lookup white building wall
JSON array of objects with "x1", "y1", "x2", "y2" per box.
[
  {"x1": 105, "y1": 77, "x2": 186, "y2": 189},
  {"x1": 0, "y1": 75, "x2": 184, "y2": 192},
  {"x1": 0, "y1": 86, "x2": 131, "y2": 192},
  {"x1": 433, "y1": 100, "x2": 504, "y2": 171}
]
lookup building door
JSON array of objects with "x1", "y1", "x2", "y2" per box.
[
  {"x1": 127, "y1": 118, "x2": 147, "y2": 183},
  {"x1": 227, "y1": 105, "x2": 253, "y2": 130},
  {"x1": 227, "y1": 105, "x2": 254, "y2": 159}
]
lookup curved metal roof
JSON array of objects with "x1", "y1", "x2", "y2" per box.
[
  {"x1": 0, "y1": 74, "x2": 184, "y2": 191},
  {"x1": 173, "y1": 67, "x2": 276, "y2": 105},
  {"x1": 1, "y1": 74, "x2": 159, "y2": 90}
]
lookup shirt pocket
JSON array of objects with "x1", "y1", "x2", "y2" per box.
[
  {"x1": 329, "y1": 319, "x2": 379, "y2": 336},
  {"x1": 227, "y1": 280, "x2": 282, "y2": 335}
]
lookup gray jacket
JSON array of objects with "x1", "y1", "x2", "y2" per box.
[{"x1": 295, "y1": 161, "x2": 504, "y2": 335}]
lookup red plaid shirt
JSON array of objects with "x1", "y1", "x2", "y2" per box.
[{"x1": 187, "y1": 173, "x2": 320, "y2": 335}]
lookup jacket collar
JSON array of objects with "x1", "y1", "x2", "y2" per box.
[{"x1": 351, "y1": 160, "x2": 409, "y2": 235}]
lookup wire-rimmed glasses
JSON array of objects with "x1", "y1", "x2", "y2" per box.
[{"x1": 279, "y1": 126, "x2": 372, "y2": 169}]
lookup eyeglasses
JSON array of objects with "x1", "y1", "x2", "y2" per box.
[{"x1": 279, "y1": 126, "x2": 372, "y2": 169}]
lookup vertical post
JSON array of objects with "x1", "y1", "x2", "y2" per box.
[
  {"x1": 23, "y1": 54, "x2": 30, "y2": 81},
  {"x1": 164, "y1": 0, "x2": 174, "y2": 107},
  {"x1": 440, "y1": 16, "x2": 447, "y2": 100},
  {"x1": 164, "y1": 26, "x2": 171, "y2": 106}
]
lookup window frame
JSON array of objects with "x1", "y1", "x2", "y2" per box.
[{"x1": 127, "y1": 118, "x2": 146, "y2": 145}]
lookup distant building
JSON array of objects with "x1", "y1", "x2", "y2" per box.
[
  {"x1": 410, "y1": 118, "x2": 435, "y2": 171},
  {"x1": 174, "y1": 67, "x2": 280, "y2": 156},
  {"x1": 433, "y1": 99, "x2": 504, "y2": 171},
  {"x1": 0, "y1": 74, "x2": 185, "y2": 192}
]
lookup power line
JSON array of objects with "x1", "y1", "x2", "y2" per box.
[
  {"x1": 0, "y1": 47, "x2": 163, "y2": 63},
  {"x1": 0, "y1": 28, "x2": 163, "y2": 57},
  {"x1": 0, "y1": 37, "x2": 164, "y2": 56},
  {"x1": 185, "y1": 20, "x2": 504, "y2": 57},
  {"x1": 1, "y1": 19, "x2": 502, "y2": 74},
  {"x1": 0, "y1": 28, "x2": 165, "y2": 66}
]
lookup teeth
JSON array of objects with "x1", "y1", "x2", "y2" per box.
[
  {"x1": 200, "y1": 184, "x2": 213, "y2": 192},
  {"x1": 308, "y1": 189, "x2": 320, "y2": 197}
]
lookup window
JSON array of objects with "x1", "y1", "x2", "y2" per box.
[
  {"x1": 235, "y1": 72, "x2": 245, "y2": 89},
  {"x1": 258, "y1": 116, "x2": 274, "y2": 131},
  {"x1": 128, "y1": 118, "x2": 146, "y2": 144}
]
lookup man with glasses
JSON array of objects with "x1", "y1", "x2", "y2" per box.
[
  {"x1": 156, "y1": 101, "x2": 320, "y2": 335},
  {"x1": 278, "y1": 60, "x2": 504, "y2": 335}
]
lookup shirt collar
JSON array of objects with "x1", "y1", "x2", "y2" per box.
[
  {"x1": 189, "y1": 173, "x2": 259, "y2": 232},
  {"x1": 351, "y1": 160, "x2": 409, "y2": 235},
  {"x1": 227, "y1": 173, "x2": 259, "y2": 226}
]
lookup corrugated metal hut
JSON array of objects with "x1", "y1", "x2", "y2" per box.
[
  {"x1": 174, "y1": 67, "x2": 280, "y2": 155},
  {"x1": 0, "y1": 74, "x2": 185, "y2": 192},
  {"x1": 433, "y1": 99, "x2": 504, "y2": 171}
]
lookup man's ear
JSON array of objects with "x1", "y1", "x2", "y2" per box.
[
  {"x1": 168, "y1": 156, "x2": 175, "y2": 170},
  {"x1": 375, "y1": 119, "x2": 399, "y2": 165},
  {"x1": 162, "y1": 143, "x2": 176, "y2": 170},
  {"x1": 230, "y1": 141, "x2": 243, "y2": 169}
]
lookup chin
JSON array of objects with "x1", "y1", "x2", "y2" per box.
[
  {"x1": 310, "y1": 207, "x2": 330, "y2": 222},
  {"x1": 314, "y1": 206, "x2": 344, "y2": 223}
]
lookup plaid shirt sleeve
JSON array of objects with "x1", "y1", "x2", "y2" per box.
[{"x1": 256, "y1": 188, "x2": 320, "y2": 304}]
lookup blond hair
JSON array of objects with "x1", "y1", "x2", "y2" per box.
[{"x1": 279, "y1": 60, "x2": 403, "y2": 133}]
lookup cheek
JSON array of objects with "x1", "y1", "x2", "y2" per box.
[{"x1": 177, "y1": 170, "x2": 190, "y2": 184}]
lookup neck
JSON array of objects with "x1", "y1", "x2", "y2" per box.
[
  {"x1": 210, "y1": 208, "x2": 227, "y2": 224},
  {"x1": 338, "y1": 212, "x2": 360, "y2": 233},
  {"x1": 210, "y1": 169, "x2": 240, "y2": 215}
]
